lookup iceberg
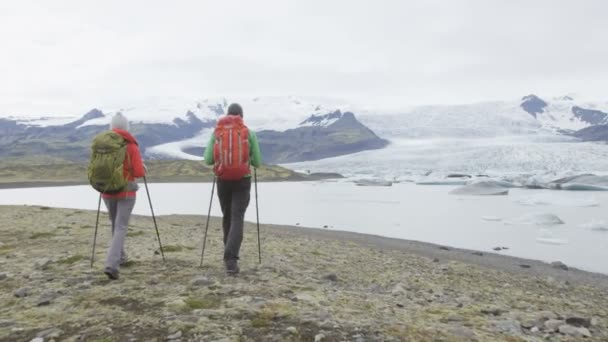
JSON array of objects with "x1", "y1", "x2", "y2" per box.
[
  {"x1": 549, "y1": 175, "x2": 608, "y2": 191},
  {"x1": 449, "y1": 181, "x2": 509, "y2": 196},
  {"x1": 580, "y1": 219, "x2": 608, "y2": 232},
  {"x1": 504, "y1": 213, "x2": 565, "y2": 226}
]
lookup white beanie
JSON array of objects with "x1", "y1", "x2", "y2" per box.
[{"x1": 111, "y1": 112, "x2": 129, "y2": 131}]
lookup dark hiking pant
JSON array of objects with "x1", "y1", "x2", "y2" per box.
[{"x1": 217, "y1": 177, "x2": 251, "y2": 262}]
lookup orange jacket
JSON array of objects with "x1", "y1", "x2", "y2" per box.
[{"x1": 102, "y1": 129, "x2": 145, "y2": 199}]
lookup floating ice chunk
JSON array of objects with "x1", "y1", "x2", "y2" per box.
[
  {"x1": 504, "y1": 213, "x2": 565, "y2": 226},
  {"x1": 536, "y1": 228, "x2": 569, "y2": 245},
  {"x1": 560, "y1": 184, "x2": 608, "y2": 191},
  {"x1": 482, "y1": 216, "x2": 503, "y2": 222},
  {"x1": 580, "y1": 219, "x2": 608, "y2": 232},
  {"x1": 416, "y1": 179, "x2": 468, "y2": 186},
  {"x1": 536, "y1": 237, "x2": 569, "y2": 245},
  {"x1": 515, "y1": 194, "x2": 599, "y2": 207},
  {"x1": 450, "y1": 181, "x2": 509, "y2": 196}
]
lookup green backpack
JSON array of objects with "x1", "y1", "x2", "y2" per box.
[{"x1": 88, "y1": 131, "x2": 129, "y2": 194}]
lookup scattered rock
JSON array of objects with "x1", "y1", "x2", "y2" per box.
[
  {"x1": 14, "y1": 287, "x2": 30, "y2": 298},
  {"x1": 314, "y1": 333, "x2": 326, "y2": 342},
  {"x1": 391, "y1": 283, "x2": 406, "y2": 296},
  {"x1": 148, "y1": 276, "x2": 160, "y2": 285},
  {"x1": 448, "y1": 326, "x2": 477, "y2": 340},
  {"x1": 432, "y1": 258, "x2": 440, "y2": 263},
  {"x1": 481, "y1": 307, "x2": 505, "y2": 316},
  {"x1": 591, "y1": 317, "x2": 600, "y2": 327},
  {"x1": 35, "y1": 258, "x2": 52, "y2": 270},
  {"x1": 30, "y1": 338, "x2": 43, "y2": 342},
  {"x1": 0, "y1": 272, "x2": 7, "y2": 281},
  {"x1": 439, "y1": 246, "x2": 450, "y2": 251},
  {"x1": 530, "y1": 327, "x2": 540, "y2": 333},
  {"x1": 519, "y1": 264, "x2": 531, "y2": 269},
  {"x1": 551, "y1": 261, "x2": 569, "y2": 271},
  {"x1": 494, "y1": 320, "x2": 522, "y2": 335},
  {"x1": 167, "y1": 331, "x2": 182, "y2": 340},
  {"x1": 0, "y1": 320, "x2": 15, "y2": 328},
  {"x1": 520, "y1": 318, "x2": 538, "y2": 329},
  {"x1": 37, "y1": 328, "x2": 63, "y2": 338},
  {"x1": 323, "y1": 225, "x2": 328, "y2": 229},
  {"x1": 493, "y1": 247, "x2": 502, "y2": 251},
  {"x1": 472, "y1": 251, "x2": 483, "y2": 256},
  {"x1": 37, "y1": 291, "x2": 58, "y2": 306},
  {"x1": 190, "y1": 276, "x2": 213, "y2": 287},
  {"x1": 558, "y1": 325, "x2": 591, "y2": 338},
  {"x1": 544, "y1": 319, "x2": 564, "y2": 332},
  {"x1": 286, "y1": 327, "x2": 298, "y2": 335},
  {"x1": 322, "y1": 273, "x2": 338, "y2": 282},
  {"x1": 565, "y1": 316, "x2": 591, "y2": 328},
  {"x1": 538, "y1": 311, "x2": 558, "y2": 321}
]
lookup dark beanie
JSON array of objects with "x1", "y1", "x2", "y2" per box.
[{"x1": 227, "y1": 103, "x2": 243, "y2": 117}]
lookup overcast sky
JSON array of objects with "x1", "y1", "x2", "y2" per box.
[{"x1": 1, "y1": 0, "x2": 607, "y2": 115}]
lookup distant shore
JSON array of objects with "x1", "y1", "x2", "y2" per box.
[{"x1": 0, "y1": 159, "x2": 343, "y2": 190}]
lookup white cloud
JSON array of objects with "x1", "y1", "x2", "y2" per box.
[{"x1": 1, "y1": 0, "x2": 607, "y2": 116}]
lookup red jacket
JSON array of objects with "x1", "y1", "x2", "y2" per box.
[{"x1": 102, "y1": 129, "x2": 145, "y2": 199}]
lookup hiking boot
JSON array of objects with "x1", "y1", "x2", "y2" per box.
[
  {"x1": 104, "y1": 267, "x2": 120, "y2": 280},
  {"x1": 225, "y1": 260, "x2": 240, "y2": 275}
]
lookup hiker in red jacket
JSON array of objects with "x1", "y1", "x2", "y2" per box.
[{"x1": 102, "y1": 112, "x2": 145, "y2": 280}]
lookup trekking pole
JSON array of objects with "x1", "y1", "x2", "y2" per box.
[
  {"x1": 200, "y1": 177, "x2": 215, "y2": 267},
  {"x1": 200, "y1": 177, "x2": 216, "y2": 267},
  {"x1": 143, "y1": 176, "x2": 165, "y2": 262},
  {"x1": 90, "y1": 193, "x2": 102, "y2": 268},
  {"x1": 254, "y1": 168, "x2": 261, "y2": 264}
]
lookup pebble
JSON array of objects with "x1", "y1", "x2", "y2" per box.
[
  {"x1": 190, "y1": 276, "x2": 213, "y2": 287},
  {"x1": 148, "y1": 276, "x2": 160, "y2": 285},
  {"x1": 530, "y1": 327, "x2": 540, "y2": 333},
  {"x1": 37, "y1": 328, "x2": 63, "y2": 338},
  {"x1": 0, "y1": 320, "x2": 15, "y2": 328},
  {"x1": 565, "y1": 316, "x2": 591, "y2": 328},
  {"x1": 538, "y1": 310, "x2": 558, "y2": 321},
  {"x1": 314, "y1": 333, "x2": 326, "y2": 342},
  {"x1": 448, "y1": 326, "x2": 477, "y2": 340},
  {"x1": 494, "y1": 320, "x2": 522, "y2": 335},
  {"x1": 14, "y1": 287, "x2": 30, "y2": 298},
  {"x1": 551, "y1": 261, "x2": 569, "y2": 271},
  {"x1": 36, "y1": 291, "x2": 58, "y2": 307},
  {"x1": 167, "y1": 331, "x2": 182, "y2": 340},
  {"x1": 322, "y1": 273, "x2": 338, "y2": 282},
  {"x1": 558, "y1": 325, "x2": 591, "y2": 338},
  {"x1": 0, "y1": 272, "x2": 7, "y2": 281},
  {"x1": 391, "y1": 284, "x2": 406, "y2": 296},
  {"x1": 544, "y1": 319, "x2": 564, "y2": 332},
  {"x1": 286, "y1": 326, "x2": 298, "y2": 335},
  {"x1": 35, "y1": 258, "x2": 52, "y2": 270}
]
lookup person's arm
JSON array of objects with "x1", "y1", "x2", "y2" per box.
[
  {"x1": 248, "y1": 130, "x2": 262, "y2": 168},
  {"x1": 204, "y1": 133, "x2": 215, "y2": 166},
  {"x1": 128, "y1": 144, "x2": 146, "y2": 178}
]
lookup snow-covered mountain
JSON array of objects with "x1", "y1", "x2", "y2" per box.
[
  {"x1": 2, "y1": 94, "x2": 608, "y2": 174},
  {"x1": 356, "y1": 94, "x2": 608, "y2": 139},
  {"x1": 0, "y1": 96, "x2": 385, "y2": 163}
]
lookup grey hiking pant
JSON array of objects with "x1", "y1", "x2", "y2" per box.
[
  {"x1": 103, "y1": 197, "x2": 136, "y2": 271},
  {"x1": 217, "y1": 178, "x2": 251, "y2": 262}
]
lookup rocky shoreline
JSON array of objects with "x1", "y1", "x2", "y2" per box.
[{"x1": 1, "y1": 205, "x2": 607, "y2": 341}]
